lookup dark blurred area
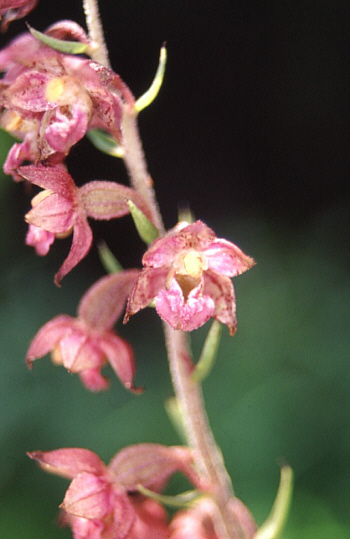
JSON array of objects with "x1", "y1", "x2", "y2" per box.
[{"x1": 0, "y1": 1, "x2": 349, "y2": 538}]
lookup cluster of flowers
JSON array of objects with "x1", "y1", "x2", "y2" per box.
[{"x1": 1, "y1": 2, "x2": 257, "y2": 538}]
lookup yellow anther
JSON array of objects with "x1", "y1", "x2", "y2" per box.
[
  {"x1": 45, "y1": 77, "x2": 66, "y2": 103},
  {"x1": 182, "y1": 251, "x2": 203, "y2": 279},
  {"x1": 4, "y1": 111, "x2": 23, "y2": 132}
]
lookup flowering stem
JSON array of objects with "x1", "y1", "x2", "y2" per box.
[
  {"x1": 121, "y1": 108, "x2": 165, "y2": 234},
  {"x1": 164, "y1": 326, "x2": 246, "y2": 539},
  {"x1": 82, "y1": 0, "x2": 110, "y2": 67}
]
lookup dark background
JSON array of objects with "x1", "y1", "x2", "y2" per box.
[{"x1": 0, "y1": 1, "x2": 349, "y2": 538}]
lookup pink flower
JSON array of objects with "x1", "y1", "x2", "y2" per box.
[
  {"x1": 26, "y1": 270, "x2": 140, "y2": 392},
  {"x1": 0, "y1": 22, "x2": 134, "y2": 175},
  {"x1": 28, "y1": 443, "x2": 202, "y2": 539},
  {"x1": 0, "y1": 0, "x2": 38, "y2": 31},
  {"x1": 169, "y1": 497, "x2": 257, "y2": 539},
  {"x1": 19, "y1": 164, "x2": 153, "y2": 284},
  {"x1": 126, "y1": 220, "x2": 255, "y2": 334}
]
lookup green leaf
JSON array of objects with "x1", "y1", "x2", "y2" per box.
[
  {"x1": 255, "y1": 464, "x2": 294, "y2": 539},
  {"x1": 191, "y1": 320, "x2": 222, "y2": 383},
  {"x1": 97, "y1": 241, "x2": 123, "y2": 274},
  {"x1": 127, "y1": 200, "x2": 159, "y2": 245},
  {"x1": 28, "y1": 25, "x2": 90, "y2": 55},
  {"x1": 87, "y1": 129, "x2": 124, "y2": 158}
]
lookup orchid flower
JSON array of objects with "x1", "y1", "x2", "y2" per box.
[
  {"x1": 0, "y1": 22, "x2": 134, "y2": 176},
  {"x1": 28, "y1": 443, "x2": 202, "y2": 539},
  {"x1": 26, "y1": 270, "x2": 140, "y2": 392},
  {"x1": 18, "y1": 164, "x2": 154, "y2": 284},
  {"x1": 126, "y1": 220, "x2": 255, "y2": 334}
]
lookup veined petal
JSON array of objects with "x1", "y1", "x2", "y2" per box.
[
  {"x1": 18, "y1": 164, "x2": 77, "y2": 199},
  {"x1": 44, "y1": 104, "x2": 90, "y2": 154},
  {"x1": 25, "y1": 192, "x2": 75, "y2": 234},
  {"x1": 156, "y1": 279, "x2": 214, "y2": 332},
  {"x1": 124, "y1": 267, "x2": 167, "y2": 322},
  {"x1": 203, "y1": 239, "x2": 255, "y2": 277},
  {"x1": 79, "y1": 368, "x2": 110, "y2": 392},
  {"x1": 26, "y1": 314, "x2": 75, "y2": 367},
  {"x1": 78, "y1": 270, "x2": 140, "y2": 330},
  {"x1": 109, "y1": 444, "x2": 200, "y2": 493},
  {"x1": 99, "y1": 333, "x2": 138, "y2": 393},
  {"x1": 111, "y1": 493, "x2": 136, "y2": 539},
  {"x1": 54, "y1": 212, "x2": 93, "y2": 285},
  {"x1": 3, "y1": 71, "x2": 52, "y2": 112},
  {"x1": 59, "y1": 331, "x2": 103, "y2": 372},
  {"x1": 27, "y1": 448, "x2": 106, "y2": 479},
  {"x1": 203, "y1": 271, "x2": 237, "y2": 335},
  {"x1": 62, "y1": 472, "x2": 112, "y2": 519}
]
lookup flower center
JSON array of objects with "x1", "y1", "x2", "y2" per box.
[
  {"x1": 172, "y1": 251, "x2": 207, "y2": 300},
  {"x1": 182, "y1": 251, "x2": 203, "y2": 279}
]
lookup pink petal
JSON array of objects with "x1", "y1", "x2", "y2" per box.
[
  {"x1": 54, "y1": 211, "x2": 93, "y2": 285},
  {"x1": 109, "y1": 444, "x2": 201, "y2": 493},
  {"x1": 44, "y1": 104, "x2": 90, "y2": 154},
  {"x1": 25, "y1": 193, "x2": 75, "y2": 234},
  {"x1": 203, "y1": 271, "x2": 237, "y2": 335},
  {"x1": 26, "y1": 224, "x2": 55, "y2": 255},
  {"x1": 111, "y1": 493, "x2": 136, "y2": 539},
  {"x1": 78, "y1": 270, "x2": 140, "y2": 330},
  {"x1": 27, "y1": 448, "x2": 106, "y2": 479},
  {"x1": 26, "y1": 314, "x2": 75, "y2": 367},
  {"x1": 129, "y1": 498, "x2": 168, "y2": 539},
  {"x1": 99, "y1": 332, "x2": 140, "y2": 393},
  {"x1": 79, "y1": 368, "x2": 110, "y2": 392},
  {"x1": 156, "y1": 280, "x2": 214, "y2": 332},
  {"x1": 124, "y1": 266, "x2": 167, "y2": 322},
  {"x1": 3, "y1": 71, "x2": 52, "y2": 112},
  {"x1": 59, "y1": 331, "x2": 104, "y2": 372},
  {"x1": 203, "y1": 239, "x2": 255, "y2": 277},
  {"x1": 18, "y1": 164, "x2": 77, "y2": 198},
  {"x1": 3, "y1": 136, "x2": 38, "y2": 178},
  {"x1": 68, "y1": 515, "x2": 105, "y2": 539},
  {"x1": 62, "y1": 472, "x2": 112, "y2": 519}
]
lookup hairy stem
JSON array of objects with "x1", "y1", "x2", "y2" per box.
[
  {"x1": 83, "y1": 0, "x2": 110, "y2": 67},
  {"x1": 164, "y1": 326, "x2": 246, "y2": 539},
  {"x1": 121, "y1": 108, "x2": 165, "y2": 234}
]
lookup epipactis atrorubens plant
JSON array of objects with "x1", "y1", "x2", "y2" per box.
[{"x1": 0, "y1": 1, "x2": 294, "y2": 538}]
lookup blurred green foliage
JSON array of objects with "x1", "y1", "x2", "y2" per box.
[{"x1": 0, "y1": 125, "x2": 348, "y2": 538}]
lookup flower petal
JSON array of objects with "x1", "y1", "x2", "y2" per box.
[
  {"x1": 26, "y1": 314, "x2": 75, "y2": 367},
  {"x1": 78, "y1": 269, "x2": 140, "y2": 330},
  {"x1": 25, "y1": 192, "x2": 75, "y2": 234},
  {"x1": 59, "y1": 331, "x2": 103, "y2": 372},
  {"x1": 203, "y1": 271, "x2": 237, "y2": 335},
  {"x1": 62, "y1": 472, "x2": 112, "y2": 519},
  {"x1": 27, "y1": 448, "x2": 106, "y2": 479},
  {"x1": 26, "y1": 224, "x2": 55, "y2": 255},
  {"x1": 156, "y1": 280, "x2": 214, "y2": 332},
  {"x1": 124, "y1": 266, "x2": 167, "y2": 322},
  {"x1": 54, "y1": 211, "x2": 93, "y2": 285},
  {"x1": 203, "y1": 239, "x2": 255, "y2": 277},
  {"x1": 109, "y1": 444, "x2": 201, "y2": 493},
  {"x1": 99, "y1": 333, "x2": 139, "y2": 393},
  {"x1": 78, "y1": 368, "x2": 110, "y2": 392},
  {"x1": 18, "y1": 164, "x2": 77, "y2": 199}
]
